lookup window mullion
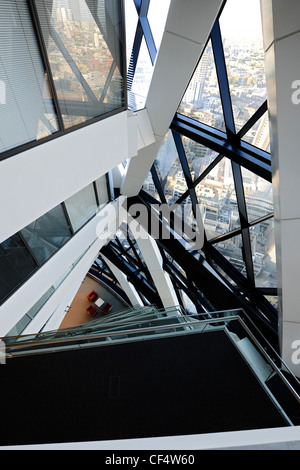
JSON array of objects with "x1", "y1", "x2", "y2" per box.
[
  {"x1": 27, "y1": 0, "x2": 65, "y2": 133},
  {"x1": 210, "y1": 20, "x2": 236, "y2": 141}
]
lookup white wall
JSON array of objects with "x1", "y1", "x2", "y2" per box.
[{"x1": 0, "y1": 111, "x2": 130, "y2": 243}]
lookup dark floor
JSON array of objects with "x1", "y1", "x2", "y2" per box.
[{"x1": 0, "y1": 329, "x2": 288, "y2": 447}]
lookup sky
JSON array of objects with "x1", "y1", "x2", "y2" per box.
[{"x1": 219, "y1": 0, "x2": 263, "y2": 40}]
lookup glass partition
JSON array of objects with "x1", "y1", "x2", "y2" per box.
[
  {"x1": 64, "y1": 183, "x2": 98, "y2": 232},
  {"x1": 35, "y1": 0, "x2": 125, "y2": 128},
  {"x1": 0, "y1": 234, "x2": 38, "y2": 303},
  {"x1": 20, "y1": 204, "x2": 72, "y2": 265},
  {"x1": 0, "y1": 0, "x2": 59, "y2": 153}
]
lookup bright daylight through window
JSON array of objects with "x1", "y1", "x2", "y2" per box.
[{"x1": 132, "y1": 0, "x2": 277, "y2": 314}]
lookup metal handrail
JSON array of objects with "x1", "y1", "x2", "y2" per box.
[
  {"x1": 5, "y1": 316, "x2": 240, "y2": 351},
  {"x1": 2, "y1": 306, "x2": 186, "y2": 344},
  {"x1": 3, "y1": 310, "x2": 300, "y2": 406}
]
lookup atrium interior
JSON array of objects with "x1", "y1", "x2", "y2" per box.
[{"x1": 0, "y1": 0, "x2": 299, "y2": 450}]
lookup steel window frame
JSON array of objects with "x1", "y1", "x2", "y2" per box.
[{"x1": 140, "y1": 7, "x2": 275, "y2": 305}]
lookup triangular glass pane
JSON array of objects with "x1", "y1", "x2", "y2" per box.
[
  {"x1": 125, "y1": 0, "x2": 139, "y2": 68},
  {"x1": 181, "y1": 136, "x2": 219, "y2": 182},
  {"x1": 250, "y1": 218, "x2": 277, "y2": 288},
  {"x1": 241, "y1": 167, "x2": 273, "y2": 223},
  {"x1": 172, "y1": 199, "x2": 201, "y2": 249},
  {"x1": 46, "y1": 37, "x2": 91, "y2": 129},
  {"x1": 219, "y1": 0, "x2": 268, "y2": 133},
  {"x1": 264, "y1": 295, "x2": 278, "y2": 310},
  {"x1": 154, "y1": 131, "x2": 187, "y2": 206},
  {"x1": 131, "y1": 37, "x2": 153, "y2": 110},
  {"x1": 214, "y1": 234, "x2": 247, "y2": 278},
  {"x1": 102, "y1": 65, "x2": 125, "y2": 111},
  {"x1": 242, "y1": 112, "x2": 270, "y2": 152},
  {"x1": 178, "y1": 40, "x2": 226, "y2": 132},
  {"x1": 142, "y1": 171, "x2": 162, "y2": 202},
  {"x1": 195, "y1": 157, "x2": 240, "y2": 240}
]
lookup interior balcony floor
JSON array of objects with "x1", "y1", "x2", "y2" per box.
[{"x1": 59, "y1": 274, "x2": 128, "y2": 329}]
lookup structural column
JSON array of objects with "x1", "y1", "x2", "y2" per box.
[
  {"x1": 128, "y1": 215, "x2": 179, "y2": 310},
  {"x1": 121, "y1": 0, "x2": 223, "y2": 196},
  {"x1": 261, "y1": 0, "x2": 300, "y2": 376},
  {"x1": 101, "y1": 255, "x2": 144, "y2": 307}
]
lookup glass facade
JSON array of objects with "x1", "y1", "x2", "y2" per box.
[
  {"x1": 64, "y1": 183, "x2": 98, "y2": 233},
  {"x1": 36, "y1": 0, "x2": 125, "y2": 128},
  {"x1": 0, "y1": 0, "x2": 126, "y2": 160},
  {"x1": 0, "y1": 175, "x2": 110, "y2": 306},
  {"x1": 21, "y1": 204, "x2": 73, "y2": 265},
  {"x1": 0, "y1": 0, "x2": 59, "y2": 153},
  {"x1": 178, "y1": 40, "x2": 225, "y2": 132},
  {"x1": 126, "y1": 0, "x2": 170, "y2": 111},
  {"x1": 219, "y1": 0, "x2": 267, "y2": 133},
  {"x1": 136, "y1": 0, "x2": 277, "y2": 313},
  {"x1": 196, "y1": 157, "x2": 241, "y2": 240},
  {"x1": 0, "y1": 234, "x2": 38, "y2": 302}
]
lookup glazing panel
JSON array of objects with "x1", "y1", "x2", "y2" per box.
[
  {"x1": 241, "y1": 167, "x2": 273, "y2": 223},
  {"x1": 64, "y1": 183, "x2": 98, "y2": 232},
  {"x1": 181, "y1": 136, "x2": 219, "y2": 182},
  {"x1": 0, "y1": 234, "x2": 37, "y2": 303},
  {"x1": 219, "y1": 0, "x2": 267, "y2": 133},
  {"x1": 250, "y1": 218, "x2": 277, "y2": 288},
  {"x1": 214, "y1": 234, "x2": 247, "y2": 278},
  {"x1": 0, "y1": 0, "x2": 59, "y2": 153},
  {"x1": 35, "y1": 0, "x2": 125, "y2": 127},
  {"x1": 20, "y1": 204, "x2": 72, "y2": 265},
  {"x1": 154, "y1": 131, "x2": 186, "y2": 206},
  {"x1": 195, "y1": 158, "x2": 240, "y2": 240},
  {"x1": 178, "y1": 40, "x2": 225, "y2": 132}
]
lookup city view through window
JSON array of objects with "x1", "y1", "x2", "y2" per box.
[
  {"x1": 36, "y1": 0, "x2": 125, "y2": 129},
  {"x1": 137, "y1": 0, "x2": 277, "y2": 297}
]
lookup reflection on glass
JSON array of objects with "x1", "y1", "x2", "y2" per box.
[
  {"x1": 241, "y1": 167, "x2": 273, "y2": 223},
  {"x1": 181, "y1": 136, "x2": 219, "y2": 181},
  {"x1": 154, "y1": 131, "x2": 186, "y2": 206},
  {"x1": 64, "y1": 183, "x2": 98, "y2": 232},
  {"x1": 219, "y1": 0, "x2": 267, "y2": 133},
  {"x1": 0, "y1": 234, "x2": 38, "y2": 303},
  {"x1": 36, "y1": 0, "x2": 124, "y2": 128},
  {"x1": 95, "y1": 174, "x2": 109, "y2": 208},
  {"x1": 195, "y1": 158, "x2": 240, "y2": 240},
  {"x1": 250, "y1": 218, "x2": 277, "y2": 288},
  {"x1": 242, "y1": 112, "x2": 270, "y2": 152},
  {"x1": 0, "y1": 0, "x2": 59, "y2": 153},
  {"x1": 20, "y1": 204, "x2": 73, "y2": 265},
  {"x1": 178, "y1": 40, "x2": 225, "y2": 132},
  {"x1": 214, "y1": 234, "x2": 247, "y2": 278}
]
